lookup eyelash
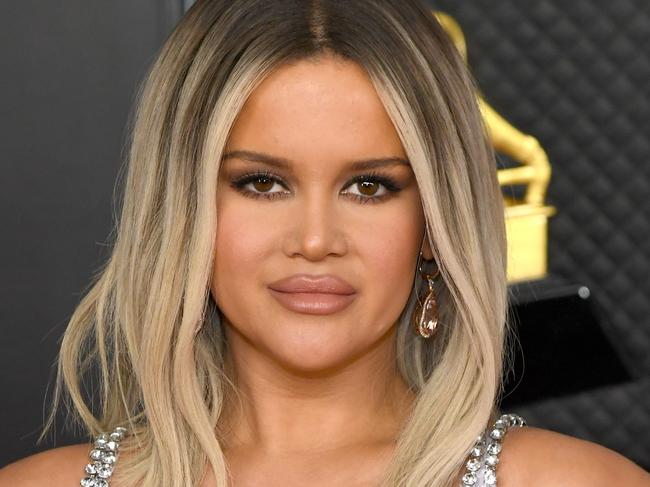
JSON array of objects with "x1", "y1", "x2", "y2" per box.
[{"x1": 229, "y1": 170, "x2": 403, "y2": 204}]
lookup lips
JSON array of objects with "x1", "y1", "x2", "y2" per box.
[
  {"x1": 267, "y1": 274, "x2": 357, "y2": 315},
  {"x1": 268, "y1": 274, "x2": 356, "y2": 295}
]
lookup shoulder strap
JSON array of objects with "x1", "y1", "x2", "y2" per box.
[
  {"x1": 459, "y1": 413, "x2": 526, "y2": 486},
  {"x1": 80, "y1": 425, "x2": 128, "y2": 487}
]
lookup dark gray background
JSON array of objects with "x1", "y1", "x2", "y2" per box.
[
  {"x1": 1, "y1": 0, "x2": 648, "y2": 470},
  {"x1": 0, "y1": 0, "x2": 183, "y2": 466}
]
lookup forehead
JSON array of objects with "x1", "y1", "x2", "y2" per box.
[{"x1": 225, "y1": 56, "x2": 407, "y2": 166}]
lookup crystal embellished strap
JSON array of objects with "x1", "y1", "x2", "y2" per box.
[
  {"x1": 459, "y1": 413, "x2": 526, "y2": 487},
  {"x1": 80, "y1": 426, "x2": 128, "y2": 487}
]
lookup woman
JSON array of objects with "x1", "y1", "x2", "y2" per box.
[{"x1": 1, "y1": 0, "x2": 648, "y2": 486}]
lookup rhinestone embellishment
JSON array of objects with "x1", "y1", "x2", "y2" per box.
[
  {"x1": 80, "y1": 426, "x2": 128, "y2": 487},
  {"x1": 459, "y1": 413, "x2": 526, "y2": 487}
]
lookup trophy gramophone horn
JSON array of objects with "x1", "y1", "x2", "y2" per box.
[{"x1": 435, "y1": 11, "x2": 557, "y2": 283}]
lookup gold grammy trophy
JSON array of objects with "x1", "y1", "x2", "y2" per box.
[{"x1": 435, "y1": 11, "x2": 557, "y2": 284}]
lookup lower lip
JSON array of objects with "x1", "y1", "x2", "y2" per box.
[{"x1": 268, "y1": 289, "x2": 357, "y2": 315}]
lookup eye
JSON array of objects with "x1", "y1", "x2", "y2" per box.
[
  {"x1": 229, "y1": 171, "x2": 290, "y2": 200},
  {"x1": 342, "y1": 173, "x2": 402, "y2": 204},
  {"x1": 229, "y1": 170, "x2": 403, "y2": 203}
]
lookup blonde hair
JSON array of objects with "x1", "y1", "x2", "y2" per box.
[{"x1": 40, "y1": 0, "x2": 513, "y2": 485}]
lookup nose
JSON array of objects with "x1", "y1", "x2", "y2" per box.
[{"x1": 283, "y1": 188, "x2": 348, "y2": 261}]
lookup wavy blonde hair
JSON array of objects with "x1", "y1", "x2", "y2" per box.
[{"x1": 40, "y1": 0, "x2": 513, "y2": 485}]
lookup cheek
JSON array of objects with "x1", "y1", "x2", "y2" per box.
[
  {"x1": 359, "y1": 212, "x2": 422, "y2": 313},
  {"x1": 361, "y1": 189, "x2": 425, "y2": 268},
  {"x1": 210, "y1": 198, "x2": 277, "y2": 309}
]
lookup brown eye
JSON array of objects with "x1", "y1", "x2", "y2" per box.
[
  {"x1": 231, "y1": 170, "x2": 401, "y2": 203},
  {"x1": 230, "y1": 171, "x2": 289, "y2": 200},
  {"x1": 252, "y1": 176, "x2": 274, "y2": 193},
  {"x1": 357, "y1": 180, "x2": 379, "y2": 196},
  {"x1": 343, "y1": 172, "x2": 402, "y2": 203}
]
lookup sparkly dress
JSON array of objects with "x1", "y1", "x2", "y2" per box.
[
  {"x1": 459, "y1": 413, "x2": 527, "y2": 487},
  {"x1": 79, "y1": 413, "x2": 527, "y2": 487}
]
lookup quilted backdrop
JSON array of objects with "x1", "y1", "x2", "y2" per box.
[{"x1": 428, "y1": 0, "x2": 649, "y2": 469}]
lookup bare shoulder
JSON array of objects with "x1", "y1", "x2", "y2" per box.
[
  {"x1": 0, "y1": 443, "x2": 91, "y2": 486},
  {"x1": 498, "y1": 425, "x2": 650, "y2": 487}
]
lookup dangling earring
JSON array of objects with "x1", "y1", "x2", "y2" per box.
[{"x1": 413, "y1": 251, "x2": 442, "y2": 339}]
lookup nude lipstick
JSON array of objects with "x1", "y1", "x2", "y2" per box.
[{"x1": 267, "y1": 274, "x2": 357, "y2": 315}]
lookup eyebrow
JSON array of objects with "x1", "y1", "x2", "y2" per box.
[{"x1": 220, "y1": 149, "x2": 410, "y2": 171}]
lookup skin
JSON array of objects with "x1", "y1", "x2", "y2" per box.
[{"x1": 210, "y1": 53, "x2": 432, "y2": 485}]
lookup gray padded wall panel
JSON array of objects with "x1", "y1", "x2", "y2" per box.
[
  {"x1": 0, "y1": 0, "x2": 181, "y2": 467},
  {"x1": 429, "y1": 0, "x2": 649, "y2": 469}
]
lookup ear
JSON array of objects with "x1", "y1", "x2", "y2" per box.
[{"x1": 421, "y1": 231, "x2": 434, "y2": 261}]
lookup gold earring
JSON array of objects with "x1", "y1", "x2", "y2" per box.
[{"x1": 413, "y1": 251, "x2": 442, "y2": 339}]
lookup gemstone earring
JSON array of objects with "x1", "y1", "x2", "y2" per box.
[{"x1": 413, "y1": 251, "x2": 442, "y2": 339}]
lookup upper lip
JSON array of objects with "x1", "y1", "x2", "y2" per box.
[{"x1": 268, "y1": 274, "x2": 356, "y2": 295}]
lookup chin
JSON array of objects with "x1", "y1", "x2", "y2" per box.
[{"x1": 266, "y1": 331, "x2": 362, "y2": 375}]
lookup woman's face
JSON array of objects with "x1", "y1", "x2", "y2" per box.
[{"x1": 212, "y1": 55, "x2": 431, "y2": 374}]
